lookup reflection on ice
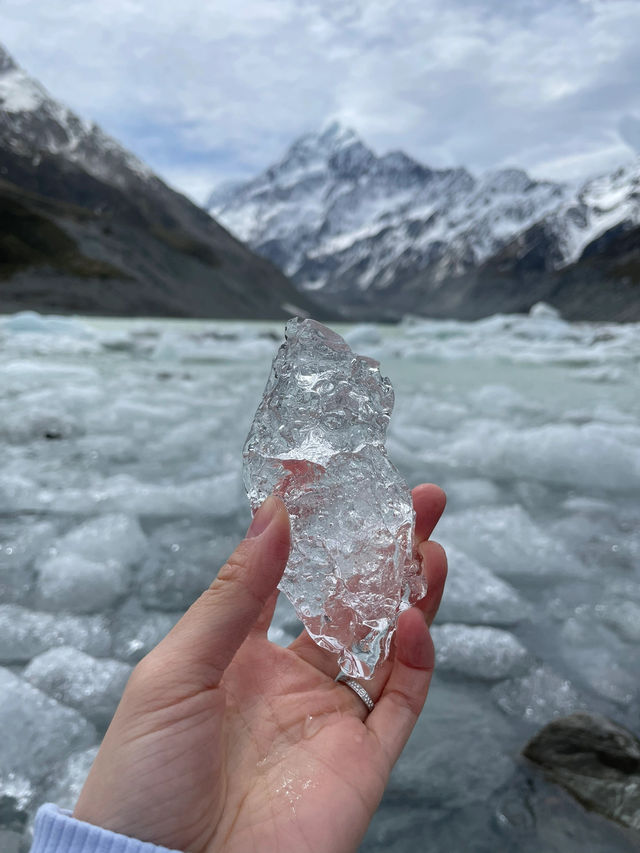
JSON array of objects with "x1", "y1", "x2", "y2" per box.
[{"x1": 0, "y1": 308, "x2": 638, "y2": 852}]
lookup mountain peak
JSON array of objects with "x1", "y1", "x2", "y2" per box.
[
  {"x1": 284, "y1": 120, "x2": 366, "y2": 163},
  {"x1": 316, "y1": 120, "x2": 360, "y2": 149},
  {"x1": 0, "y1": 43, "x2": 17, "y2": 74}
]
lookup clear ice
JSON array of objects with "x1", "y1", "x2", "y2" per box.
[{"x1": 243, "y1": 318, "x2": 425, "y2": 678}]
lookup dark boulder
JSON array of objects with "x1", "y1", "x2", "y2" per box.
[{"x1": 523, "y1": 712, "x2": 640, "y2": 831}]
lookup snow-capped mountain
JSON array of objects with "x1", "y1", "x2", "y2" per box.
[
  {"x1": 0, "y1": 43, "x2": 316, "y2": 319},
  {"x1": 207, "y1": 122, "x2": 640, "y2": 318},
  {"x1": 0, "y1": 43, "x2": 152, "y2": 189}
]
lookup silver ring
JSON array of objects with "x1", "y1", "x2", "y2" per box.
[{"x1": 335, "y1": 674, "x2": 375, "y2": 712}]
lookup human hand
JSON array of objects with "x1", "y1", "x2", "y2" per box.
[{"x1": 74, "y1": 484, "x2": 447, "y2": 853}]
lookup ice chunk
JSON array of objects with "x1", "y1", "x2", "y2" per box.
[
  {"x1": 138, "y1": 522, "x2": 235, "y2": 611},
  {"x1": 528, "y1": 302, "x2": 563, "y2": 321},
  {"x1": 437, "y1": 545, "x2": 529, "y2": 627},
  {"x1": 1, "y1": 311, "x2": 94, "y2": 338},
  {"x1": 0, "y1": 830, "x2": 23, "y2": 853},
  {"x1": 0, "y1": 605, "x2": 110, "y2": 664},
  {"x1": 447, "y1": 421, "x2": 640, "y2": 493},
  {"x1": 0, "y1": 404, "x2": 84, "y2": 443},
  {"x1": 46, "y1": 747, "x2": 99, "y2": 812},
  {"x1": 594, "y1": 600, "x2": 640, "y2": 643},
  {"x1": 36, "y1": 553, "x2": 130, "y2": 613},
  {"x1": 24, "y1": 647, "x2": 132, "y2": 729},
  {"x1": 55, "y1": 514, "x2": 147, "y2": 567},
  {"x1": 33, "y1": 514, "x2": 146, "y2": 612},
  {"x1": 430, "y1": 624, "x2": 531, "y2": 680},
  {"x1": 388, "y1": 681, "x2": 517, "y2": 806},
  {"x1": 111, "y1": 600, "x2": 182, "y2": 663},
  {"x1": 492, "y1": 666, "x2": 585, "y2": 724},
  {"x1": 243, "y1": 318, "x2": 424, "y2": 679},
  {"x1": 437, "y1": 505, "x2": 582, "y2": 579},
  {"x1": 38, "y1": 472, "x2": 242, "y2": 517},
  {"x1": 441, "y1": 478, "x2": 503, "y2": 510},
  {"x1": 343, "y1": 324, "x2": 382, "y2": 350},
  {"x1": 560, "y1": 611, "x2": 637, "y2": 705},
  {"x1": 0, "y1": 519, "x2": 56, "y2": 604},
  {"x1": 0, "y1": 668, "x2": 96, "y2": 783}
]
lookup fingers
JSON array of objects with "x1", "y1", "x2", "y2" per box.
[
  {"x1": 366, "y1": 607, "x2": 434, "y2": 766},
  {"x1": 415, "y1": 540, "x2": 448, "y2": 627},
  {"x1": 154, "y1": 496, "x2": 290, "y2": 688},
  {"x1": 253, "y1": 589, "x2": 280, "y2": 634},
  {"x1": 412, "y1": 484, "x2": 446, "y2": 545}
]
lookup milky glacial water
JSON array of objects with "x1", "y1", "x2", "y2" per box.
[{"x1": 0, "y1": 308, "x2": 639, "y2": 852}]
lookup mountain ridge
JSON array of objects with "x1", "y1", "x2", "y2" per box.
[
  {"x1": 0, "y1": 43, "x2": 320, "y2": 320},
  {"x1": 208, "y1": 121, "x2": 640, "y2": 321}
]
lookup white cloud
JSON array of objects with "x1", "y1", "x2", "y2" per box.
[{"x1": 2, "y1": 0, "x2": 639, "y2": 200}]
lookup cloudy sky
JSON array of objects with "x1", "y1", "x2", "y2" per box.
[{"x1": 2, "y1": 0, "x2": 640, "y2": 203}]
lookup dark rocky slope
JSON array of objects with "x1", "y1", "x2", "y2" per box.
[{"x1": 0, "y1": 45, "x2": 319, "y2": 319}]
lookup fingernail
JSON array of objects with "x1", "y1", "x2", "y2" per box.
[{"x1": 247, "y1": 496, "x2": 278, "y2": 538}]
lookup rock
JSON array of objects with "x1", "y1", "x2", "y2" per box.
[
  {"x1": 523, "y1": 712, "x2": 640, "y2": 831},
  {"x1": 0, "y1": 773, "x2": 32, "y2": 836},
  {"x1": 24, "y1": 647, "x2": 132, "y2": 729},
  {"x1": 243, "y1": 318, "x2": 424, "y2": 679},
  {"x1": 0, "y1": 605, "x2": 110, "y2": 664}
]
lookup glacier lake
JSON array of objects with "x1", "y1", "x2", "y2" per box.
[{"x1": 1, "y1": 309, "x2": 639, "y2": 852}]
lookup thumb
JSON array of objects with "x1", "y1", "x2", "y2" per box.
[{"x1": 154, "y1": 496, "x2": 290, "y2": 688}]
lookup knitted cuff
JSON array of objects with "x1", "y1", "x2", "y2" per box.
[{"x1": 30, "y1": 804, "x2": 183, "y2": 853}]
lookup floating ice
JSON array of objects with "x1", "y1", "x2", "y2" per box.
[
  {"x1": 34, "y1": 515, "x2": 146, "y2": 613},
  {"x1": 594, "y1": 600, "x2": 640, "y2": 643},
  {"x1": 0, "y1": 668, "x2": 96, "y2": 783},
  {"x1": 492, "y1": 666, "x2": 585, "y2": 724},
  {"x1": 437, "y1": 505, "x2": 582, "y2": 580},
  {"x1": 560, "y1": 611, "x2": 637, "y2": 705},
  {"x1": 436, "y1": 546, "x2": 529, "y2": 627},
  {"x1": 36, "y1": 554, "x2": 130, "y2": 613},
  {"x1": 389, "y1": 681, "x2": 517, "y2": 806},
  {"x1": 138, "y1": 523, "x2": 236, "y2": 611},
  {"x1": 1, "y1": 311, "x2": 94, "y2": 339},
  {"x1": 0, "y1": 519, "x2": 56, "y2": 604},
  {"x1": 0, "y1": 311, "x2": 637, "y2": 852},
  {"x1": 24, "y1": 648, "x2": 131, "y2": 729},
  {"x1": 46, "y1": 747, "x2": 99, "y2": 812},
  {"x1": 430, "y1": 624, "x2": 531, "y2": 680},
  {"x1": 0, "y1": 605, "x2": 111, "y2": 664},
  {"x1": 56, "y1": 514, "x2": 147, "y2": 566},
  {"x1": 111, "y1": 601, "x2": 182, "y2": 663},
  {"x1": 243, "y1": 318, "x2": 425, "y2": 678}
]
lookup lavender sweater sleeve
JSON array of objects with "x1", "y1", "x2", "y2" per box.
[{"x1": 30, "y1": 804, "x2": 184, "y2": 853}]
